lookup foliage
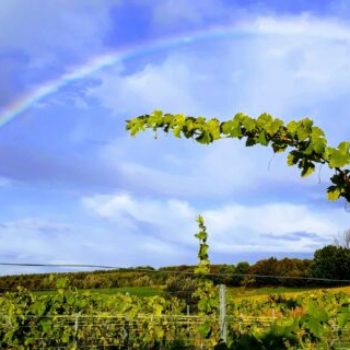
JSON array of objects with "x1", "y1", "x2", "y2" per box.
[
  {"x1": 225, "y1": 290, "x2": 350, "y2": 349},
  {"x1": 192, "y1": 216, "x2": 218, "y2": 345},
  {"x1": 192, "y1": 216, "x2": 217, "y2": 316},
  {"x1": 250, "y1": 258, "x2": 312, "y2": 287},
  {"x1": 3, "y1": 255, "x2": 343, "y2": 292},
  {"x1": 126, "y1": 110, "x2": 350, "y2": 203},
  {"x1": 311, "y1": 245, "x2": 350, "y2": 283},
  {"x1": 230, "y1": 262, "x2": 252, "y2": 287},
  {"x1": 2, "y1": 283, "x2": 350, "y2": 348},
  {"x1": 194, "y1": 216, "x2": 210, "y2": 276},
  {"x1": 0, "y1": 284, "x2": 195, "y2": 349},
  {"x1": 164, "y1": 276, "x2": 198, "y2": 304}
]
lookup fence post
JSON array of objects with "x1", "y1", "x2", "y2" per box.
[
  {"x1": 219, "y1": 284, "x2": 227, "y2": 343},
  {"x1": 186, "y1": 304, "x2": 190, "y2": 329},
  {"x1": 74, "y1": 313, "x2": 80, "y2": 347},
  {"x1": 124, "y1": 316, "x2": 130, "y2": 350}
]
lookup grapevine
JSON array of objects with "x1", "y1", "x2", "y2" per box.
[
  {"x1": 126, "y1": 110, "x2": 350, "y2": 202},
  {"x1": 193, "y1": 216, "x2": 218, "y2": 345}
]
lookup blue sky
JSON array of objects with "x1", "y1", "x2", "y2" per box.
[{"x1": 1, "y1": 0, "x2": 350, "y2": 274}]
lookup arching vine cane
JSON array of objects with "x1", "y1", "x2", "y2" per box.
[{"x1": 126, "y1": 110, "x2": 350, "y2": 203}]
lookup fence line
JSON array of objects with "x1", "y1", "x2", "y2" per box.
[
  {"x1": 3, "y1": 323, "x2": 208, "y2": 329},
  {"x1": 0, "y1": 313, "x2": 214, "y2": 319},
  {"x1": 2, "y1": 312, "x2": 350, "y2": 349},
  {"x1": 1, "y1": 313, "x2": 350, "y2": 324}
]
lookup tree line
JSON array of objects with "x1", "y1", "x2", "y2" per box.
[{"x1": 0, "y1": 244, "x2": 349, "y2": 292}]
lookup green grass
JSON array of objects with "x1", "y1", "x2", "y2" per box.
[{"x1": 86, "y1": 286, "x2": 163, "y2": 297}]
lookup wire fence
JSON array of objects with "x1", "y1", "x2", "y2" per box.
[
  {"x1": 0, "y1": 313, "x2": 219, "y2": 349},
  {"x1": 1, "y1": 313, "x2": 350, "y2": 349}
]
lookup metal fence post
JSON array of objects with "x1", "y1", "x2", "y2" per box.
[
  {"x1": 186, "y1": 304, "x2": 190, "y2": 329},
  {"x1": 74, "y1": 313, "x2": 80, "y2": 347},
  {"x1": 219, "y1": 284, "x2": 227, "y2": 343}
]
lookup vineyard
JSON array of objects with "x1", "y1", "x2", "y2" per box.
[
  {"x1": 1, "y1": 218, "x2": 350, "y2": 349},
  {"x1": 1, "y1": 283, "x2": 350, "y2": 349}
]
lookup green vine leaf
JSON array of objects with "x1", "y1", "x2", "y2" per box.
[{"x1": 327, "y1": 186, "x2": 341, "y2": 201}]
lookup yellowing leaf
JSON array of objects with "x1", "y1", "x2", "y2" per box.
[{"x1": 327, "y1": 187, "x2": 341, "y2": 201}]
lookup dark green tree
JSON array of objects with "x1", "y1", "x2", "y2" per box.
[
  {"x1": 232, "y1": 261, "x2": 251, "y2": 287},
  {"x1": 311, "y1": 245, "x2": 350, "y2": 283}
]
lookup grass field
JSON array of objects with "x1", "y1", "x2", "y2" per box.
[{"x1": 86, "y1": 286, "x2": 163, "y2": 297}]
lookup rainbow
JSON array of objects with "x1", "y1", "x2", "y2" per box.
[{"x1": 1, "y1": 18, "x2": 350, "y2": 128}]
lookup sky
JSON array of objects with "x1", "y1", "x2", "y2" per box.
[{"x1": 1, "y1": 0, "x2": 350, "y2": 274}]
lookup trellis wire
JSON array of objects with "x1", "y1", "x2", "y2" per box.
[{"x1": 1, "y1": 262, "x2": 350, "y2": 284}]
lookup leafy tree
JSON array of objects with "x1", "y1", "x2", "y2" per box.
[
  {"x1": 250, "y1": 257, "x2": 312, "y2": 287},
  {"x1": 231, "y1": 261, "x2": 252, "y2": 287},
  {"x1": 211, "y1": 264, "x2": 236, "y2": 285},
  {"x1": 126, "y1": 110, "x2": 350, "y2": 203},
  {"x1": 250, "y1": 257, "x2": 280, "y2": 286},
  {"x1": 311, "y1": 245, "x2": 350, "y2": 283}
]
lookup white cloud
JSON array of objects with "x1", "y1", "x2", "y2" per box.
[
  {"x1": 99, "y1": 131, "x2": 327, "y2": 201},
  {"x1": 90, "y1": 59, "x2": 198, "y2": 116},
  {"x1": 82, "y1": 192, "x2": 348, "y2": 255},
  {"x1": 0, "y1": 215, "x2": 187, "y2": 273},
  {"x1": 82, "y1": 192, "x2": 196, "y2": 244},
  {"x1": 204, "y1": 203, "x2": 338, "y2": 252},
  {"x1": 0, "y1": 218, "x2": 76, "y2": 264}
]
